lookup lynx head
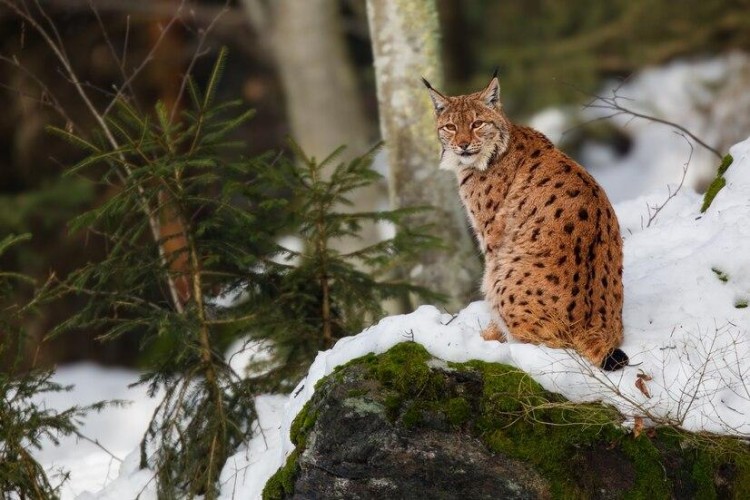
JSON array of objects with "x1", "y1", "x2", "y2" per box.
[{"x1": 423, "y1": 74, "x2": 510, "y2": 172}]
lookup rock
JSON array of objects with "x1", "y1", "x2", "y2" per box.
[
  {"x1": 290, "y1": 366, "x2": 549, "y2": 499},
  {"x1": 264, "y1": 343, "x2": 750, "y2": 499}
]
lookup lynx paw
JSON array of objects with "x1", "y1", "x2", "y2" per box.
[{"x1": 481, "y1": 322, "x2": 506, "y2": 342}]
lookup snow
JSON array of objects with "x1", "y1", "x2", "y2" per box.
[
  {"x1": 532, "y1": 52, "x2": 750, "y2": 203},
  {"x1": 30, "y1": 364, "x2": 160, "y2": 499},
  {"x1": 31, "y1": 54, "x2": 750, "y2": 498},
  {"x1": 32, "y1": 134, "x2": 750, "y2": 499}
]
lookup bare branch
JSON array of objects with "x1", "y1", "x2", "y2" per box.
[
  {"x1": 0, "y1": 54, "x2": 75, "y2": 127},
  {"x1": 584, "y1": 83, "x2": 722, "y2": 160},
  {"x1": 1, "y1": 0, "x2": 186, "y2": 312},
  {"x1": 645, "y1": 132, "x2": 692, "y2": 228},
  {"x1": 102, "y1": 1, "x2": 186, "y2": 117},
  {"x1": 87, "y1": 0, "x2": 141, "y2": 112}
]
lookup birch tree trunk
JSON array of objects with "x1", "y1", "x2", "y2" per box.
[
  {"x1": 240, "y1": 0, "x2": 370, "y2": 162},
  {"x1": 366, "y1": 0, "x2": 482, "y2": 311},
  {"x1": 241, "y1": 0, "x2": 382, "y2": 248}
]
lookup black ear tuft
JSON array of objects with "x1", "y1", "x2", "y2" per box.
[
  {"x1": 423, "y1": 79, "x2": 449, "y2": 113},
  {"x1": 601, "y1": 348, "x2": 629, "y2": 371},
  {"x1": 492, "y1": 66, "x2": 499, "y2": 79}
]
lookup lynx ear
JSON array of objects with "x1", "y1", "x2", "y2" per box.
[
  {"x1": 480, "y1": 75, "x2": 501, "y2": 108},
  {"x1": 422, "y1": 77, "x2": 449, "y2": 114}
]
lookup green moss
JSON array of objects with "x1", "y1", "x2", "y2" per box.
[
  {"x1": 369, "y1": 342, "x2": 450, "y2": 423},
  {"x1": 289, "y1": 402, "x2": 317, "y2": 448},
  {"x1": 690, "y1": 449, "x2": 717, "y2": 500},
  {"x1": 446, "y1": 360, "x2": 626, "y2": 498},
  {"x1": 446, "y1": 397, "x2": 471, "y2": 426},
  {"x1": 712, "y1": 267, "x2": 729, "y2": 283},
  {"x1": 371, "y1": 342, "x2": 434, "y2": 395},
  {"x1": 262, "y1": 449, "x2": 299, "y2": 500},
  {"x1": 681, "y1": 435, "x2": 750, "y2": 499},
  {"x1": 732, "y1": 449, "x2": 750, "y2": 499},
  {"x1": 401, "y1": 403, "x2": 423, "y2": 429},
  {"x1": 620, "y1": 434, "x2": 671, "y2": 499},
  {"x1": 383, "y1": 391, "x2": 403, "y2": 419},
  {"x1": 701, "y1": 154, "x2": 733, "y2": 213},
  {"x1": 735, "y1": 300, "x2": 748, "y2": 309},
  {"x1": 717, "y1": 153, "x2": 734, "y2": 176}
]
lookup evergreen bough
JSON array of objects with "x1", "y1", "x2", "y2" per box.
[
  {"x1": 47, "y1": 49, "x2": 442, "y2": 498},
  {"x1": 243, "y1": 141, "x2": 444, "y2": 390},
  {"x1": 1, "y1": 234, "x2": 109, "y2": 500}
]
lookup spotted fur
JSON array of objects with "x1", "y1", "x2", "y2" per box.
[{"x1": 425, "y1": 76, "x2": 628, "y2": 370}]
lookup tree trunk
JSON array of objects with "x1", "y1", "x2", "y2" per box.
[
  {"x1": 149, "y1": 4, "x2": 192, "y2": 308},
  {"x1": 268, "y1": 0, "x2": 370, "y2": 162},
  {"x1": 366, "y1": 0, "x2": 482, "y2": 311},
  {"x1": 241, "y1": 0, "x2": 371, "y2": 162},
  {"x1": 240, "y1": 0, "x2": 383, "y2": 254}
]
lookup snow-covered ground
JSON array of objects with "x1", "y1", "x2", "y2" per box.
[{"x1": 32, "y1": 55, "x2": 750, "y2": 498}]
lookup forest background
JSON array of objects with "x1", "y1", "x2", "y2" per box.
[{"x1": 2, "y1": 0, "x2": 750, "y2": 370}]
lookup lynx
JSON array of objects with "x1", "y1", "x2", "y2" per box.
[{"x1": 424, "y1": 74, "x2": 628, "y2": 370}]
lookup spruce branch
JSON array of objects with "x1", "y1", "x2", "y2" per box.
[{"x1": 0, "y1": 234, "x2": 118, "y2": 499}]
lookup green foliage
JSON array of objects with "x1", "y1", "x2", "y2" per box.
[
  {"x1": 46, "y1": 49, "x2": 280, "y2": 499},
  {"x1": 48, "y1": 48, "x2": 442, "y2": 498},
  {"x1": 239, "y1": 142, "x2": 444, "y2": 391},
  {"x1": 0, "y1": 234, "x2": 109, "y2": 500},
  {"x1": 469, "y1": 1, "x2": 750, "y2": 116},
  {"x1": 701, "y1": 154, "x2": 733, "y2": 213},
  {"x1": 0, "y1": 178, "x2": 95, "y2": 234}
]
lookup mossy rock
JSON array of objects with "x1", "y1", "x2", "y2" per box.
[{"x1": 264, "y1": 342, "x2": 750, "y2": 499}]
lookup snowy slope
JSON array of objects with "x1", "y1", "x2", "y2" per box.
[{"x1": 42, "y1": 136, "x2": 750, "y2": 499}]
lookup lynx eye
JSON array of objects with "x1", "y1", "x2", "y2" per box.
[
  {"x1": 442, "y1": 124, "x2": 457, "y2": 132},
  {"x1": 471, "y1": 121, "x2": 485, "y2": 129}
]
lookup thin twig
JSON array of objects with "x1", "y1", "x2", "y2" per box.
[
  {"x1": 101, "y1": 0, "x2": 186, "y2": 117},
  {"x1": 645, "y1": 132, "x2": 693, "y2": 228},
  {"x1": 1, "y1": 0, "x2": 186, "y2": 312},
  {"x1": 168, "y1": 0, "x2": 231, "y2": 125},
  {"x1": 584, "y1": 82, "x2": 722, "y2": 160},
  {"x1": 87, "y1": 0, "x2": 141, "y2": 113},
  {"x1": 0, "y1": 54, "x2": 76, "y2": 128},
  {"x1": 73, "y1": 431, "x2": 124, "y2": 463}
]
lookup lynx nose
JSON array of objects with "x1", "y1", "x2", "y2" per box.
[{"x1": 458, "y1": 142, "x2": 470, "y2": 150}]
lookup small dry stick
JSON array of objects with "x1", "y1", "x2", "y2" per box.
[{"x1": 645, "y1": 132, "x2": 693, "y2": 228}]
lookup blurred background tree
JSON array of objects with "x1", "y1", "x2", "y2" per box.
[{"x1": 1, "y1": 0, "x2": 750, "y2": 369}]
